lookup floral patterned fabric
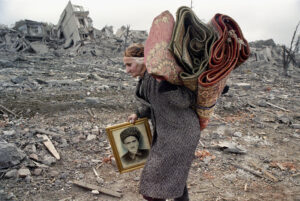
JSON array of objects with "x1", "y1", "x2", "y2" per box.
[{"x1": 144, "y1": 10, "x2": 183, "y2": 85}]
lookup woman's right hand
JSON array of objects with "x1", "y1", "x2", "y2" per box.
[{"x1": 127, "y1": 114, "x2": 138, "y2": 124}]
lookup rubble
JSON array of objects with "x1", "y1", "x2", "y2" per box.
[
  {"x1": 0, "y1": 142, "x2": 26, "y2": 169},
  {"x1": 0, "y1": 35, "x2": 298, "y2": 200},
  {"x1": 57, "y1": 1, "x2": 95, "y2": 48},
  {"x1": 14, "y1": 20, "x2": 47, "y2": 41},
  {"x1": 249, "y1": 39, "x2": 283, "y2": 64},
  {"x1": 0, "y1": 2, "x2": 147, "y2": 56},
  {"x1": 0, "y1": 2, "x2": 299, "y2": 200}
]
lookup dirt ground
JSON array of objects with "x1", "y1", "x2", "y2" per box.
[{"x1": 0, "y1": 49, "x2": 300, "y2": 201}]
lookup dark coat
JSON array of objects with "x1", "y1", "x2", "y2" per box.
[{"x1": 135, "y1": 72, "x2": 201, "y2": 199}]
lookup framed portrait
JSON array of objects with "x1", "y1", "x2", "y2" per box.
[{"x1": 105, "y1": 118, "x2": 152, "y2": 173}]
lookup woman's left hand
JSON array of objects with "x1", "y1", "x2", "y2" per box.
[{"x1": 128, "y1": 113, "x2": 138, "y2": 124}]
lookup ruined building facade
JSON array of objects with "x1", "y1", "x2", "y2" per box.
[
  {"x1": 14, "y1": 20, "x2": 46, "y2": 41},
  {"x1": 57, "y1": 1, "x2": 95, "y2": 47}
]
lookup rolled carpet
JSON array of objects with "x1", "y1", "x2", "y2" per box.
[
  {"x1": 197, "y1": 13, "x2": 250, "y2": 129},
  {"x1": 169, "y1": 6, "x2": 217, "y2": 91},
  {"x1": 144, "y1": 10, "x2": 183, "y2": 85},
  {"x1": 145, "y1": 7, "x2": 250, "y2": 130}
]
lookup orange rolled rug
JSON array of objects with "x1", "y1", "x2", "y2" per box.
[{"x1": 197, "y1": 13, "x2": 250, "y2": 129}]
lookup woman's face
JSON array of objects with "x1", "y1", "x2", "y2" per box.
[
  {"x1": 123, "y1": 136, "x2": 139, "y2": 155},
  {"x1": 125, "y1": 61, "x2": 145, "y2": 78}
]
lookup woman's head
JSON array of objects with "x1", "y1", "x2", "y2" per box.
[
  {"x1": 124, "y1": 43, "x2": 144, "y2": 57},
  {"x1": 120, "y1": 127, "x2": 141, "y2": 155},
  {"x1": 123, "y1": 43, "x2": 146, "y2": 78}
]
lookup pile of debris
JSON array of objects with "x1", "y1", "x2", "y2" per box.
[
  {"x1": 249, "y1": 39, "x2": 283, "y2": 64},
  {"x1": 0, "y1": 1, "x2": 148, "y2": 56},
  {"x1": 242, "y1": 39, "x2": 300, "y2": 77},
  {"x1": 0, "y1": 3, "x2": 300, "y2": 199}
]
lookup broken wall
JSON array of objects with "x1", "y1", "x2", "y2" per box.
[
  {"x1": 57, "y1": 1, "x2": 94, "y2": 47},
  {"x1": 14, "y1": 20, "x2": 46, "y2": 41}
]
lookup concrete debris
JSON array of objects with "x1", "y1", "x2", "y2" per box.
[
  {"x1": 30, "y1": 41, "x2": 49, "y2": 54},
  {"x1": 72, "y1": 180, "x2": 122, "y2": 198},
  {"x1": 249, "y1": 39, "x2": 276, "y2": 48},
  {"x1": 0, "y1": 34, "x2": 299, "y2": 199},
  {"x1": 42, "y1": 155, "x2": 57, "y2": 166},
  {"x1": 0, "y1": 142, "x2": 26, "y2": 169},
  {"x1": 99, "y1": 26, "x2": 114, "y2": 38},
  {"x1": 4, "y1": 169, "x2": 18, "y2": 178},
  {"x1": 213, "y1": 141, "x2": 247, "y2": 154},
  {"x1": 33, "y1": 168, "x2": 43, "y2": 176},
  {"x1": 116, "y1": 25, "x2": 148, "y2": 44},
  {"x1": 249, "y1": 40, "x2": 283, "y2": 64},
  {"x1": 0, "y1": 2, "x2": 148, "y2": 55},
  {"x1": 14, "y1": 20, "x2": 46, "y2": 41},
  {"x1": 18, "y1": 168, "x2": 31, "y2": 178},
  {"x1": 86, "y1": 134, "x2": 97, "y2": 141},
  {"x1": 0, "y1": 3, "x2": 299, "y2": 200},
  {"x1": 91, "y1": 190, "x2": 100, "y2": 195},
  {"x1": 57, "y1": 2, "x2": 95, "y2": 47}
]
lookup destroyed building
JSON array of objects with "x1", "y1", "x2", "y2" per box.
[
  {"x1": 14, "y1": 20, "x2": 46, "y2": 41},
  {"x1": 1, "y1": 1, "x2": 148, "y2": 54},
  {"x1": 57, "y1": 1, "x2": 95, "y2": 48},
  {"x1": 116, "y1": 26, "x2": 148, "y2": 44}
]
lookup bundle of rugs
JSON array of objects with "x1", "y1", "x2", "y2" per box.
[{"x1": 144, "y1": 6, "x2": 250, "y2": 130}]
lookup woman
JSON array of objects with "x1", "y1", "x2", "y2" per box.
[{"x1": 124, "y1": 43, "x2": 200, "y2": 201}]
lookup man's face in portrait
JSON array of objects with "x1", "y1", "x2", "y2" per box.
[{"x1": 123, "y1": 136, "x2": 139, "y2": 155}]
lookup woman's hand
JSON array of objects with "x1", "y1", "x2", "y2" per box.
[{"x1": 128, "y1": 114, "x2": 138, "y2": 124}]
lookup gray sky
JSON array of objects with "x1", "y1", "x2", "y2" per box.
[{"x1": 0, "y1": 0, "x2": 299, "y2": 45}]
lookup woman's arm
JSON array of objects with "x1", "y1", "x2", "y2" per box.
[{"x1": 136, "y1": 104, "x2": 151, "y2": 119}]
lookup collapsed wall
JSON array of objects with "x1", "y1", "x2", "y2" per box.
[
  {"x1": 0, "y1": 2, "x2": 148, "y2": 56},
  {"x1": 56, "y1": 1, "x2": 95, "y2": 48}
]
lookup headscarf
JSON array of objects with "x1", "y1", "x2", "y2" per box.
[{"x1": 123, "y1": 57, "x2": 144, "y2": 65}]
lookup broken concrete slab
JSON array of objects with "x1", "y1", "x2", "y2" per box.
[
  {"x1": 30, "y1": 42, "x2": 49, "y2": 54},
  {"x1": 18, "y1": 168, "x2": 31, "y2": 178},
  {"x1": 4, "y1": 169, "x2": 18, "y2": 179},
  {"x1": 0, "y1": 142, "x2": 26, "y2": 169}
]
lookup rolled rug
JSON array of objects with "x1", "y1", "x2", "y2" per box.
[
  {"x1": 169, "y1": 6, "x2": 217, "y2": 91},
  {"x1": 197, "y1": 13, "x2": 250, "y2": 129},
  {"x1": 144, "y1": 10, "x2": 183, "y2": 85}
]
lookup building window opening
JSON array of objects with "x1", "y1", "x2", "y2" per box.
[
  {"x1": 78, "y1": 18, "x2": 85, "y2": 26},
  {"x1": 73, "y1": 6, "x2": 83, "y2": 12},
  {"x1": 81, "y1": 34, "x2": 88, "y2": 39}
]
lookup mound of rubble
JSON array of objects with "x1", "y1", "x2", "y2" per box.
[{"x1": 0, "y1": 2, "x2": 300, "y2": 200}]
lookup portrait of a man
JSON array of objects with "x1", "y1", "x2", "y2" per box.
[
  {"x1": 106, "y1": 118, "x2": 152, "y2": 173},
  {"x1": 120, "y1": 127, "x2": 149, "y2": 166}
]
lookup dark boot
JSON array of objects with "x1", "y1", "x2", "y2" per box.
[
  {"x1": 174, "y1": 186, "x2": 189, "y2": 201},
  {"x1": 143, "y1": 195, "x2": 166, "y2": 201}
]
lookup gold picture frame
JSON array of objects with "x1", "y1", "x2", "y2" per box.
[{"x1": 105, "y1": 118, "x2": 152, "y2": 173}]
